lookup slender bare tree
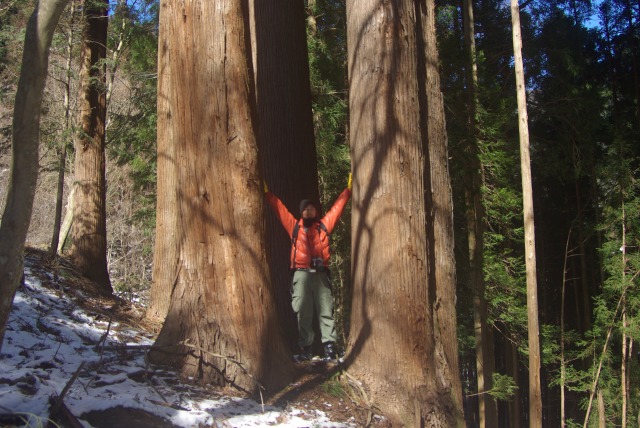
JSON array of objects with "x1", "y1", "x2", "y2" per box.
[
  {"x1": 511, "y1": 1, "x2": 542, "y2": 425},
  {"x1": 50, "y1": 0, "x2": 77, "y2": 255},
  {"x1": 0, "y1": 0, "x2": 70, "y2": 349}
]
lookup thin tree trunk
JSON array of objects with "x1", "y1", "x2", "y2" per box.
[
  {"x1": 598, "y1": 389, "x2": 605, "y2": 428},
  {"x1": 622, "y1": 308, "x2": 628, "y2": 428},
  {"x1": 68, "y1": 0, "x2": 111, "y2": 292},
  {"x1": 105, "y1": 0, "x2": 126, "y2": 110},
  {"x1": 561, "y1": 227, "x2": 572, "y2": 428},
  {"x1": 511, "y1": 1, "x2": 542, "y2": 426},
  {"x1": 346, "y1": 0, "x2": 463, "y2": 424},
  {"x1": 57, "y1": 188, "x2": 75, "y2": 253},
  {"x1": 575, "y1": 179, "x2": 592, "y2": 333},
  {"x1": 149, "y1": 0, "x2": 295, "y2": 392},
  {"x1": 50, "y1": 0, "x2": 75, "y2": 255},
  {"x1": 506, "y1": 335, "x2": 522, "y2": 428},
  {"x1": 51, "y1": 145, "x2": 68, "y2": 255},
  {"x1": 0, "y1": 0, "x2": 70, "y2": 350},
  {"x1": 583, "y1": 282, "x2": 629, "y2": 426},
  {"x1": 463, "y1": 0, "x2": 497, "y2": 425},
  {"x1": 422, "y1": 0, "x2": 465, "y2": 415},
  {"x1": 621, "y1": 200, "x2": 628, "y2": 428}
]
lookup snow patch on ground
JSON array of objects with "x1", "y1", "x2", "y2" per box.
[{"x1": 0, "y1": 256, "x2": 355, "y2": 427}]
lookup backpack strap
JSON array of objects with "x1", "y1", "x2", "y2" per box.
[{"x1": 292, "y1": 220, "x2": 328, "y2": 243}]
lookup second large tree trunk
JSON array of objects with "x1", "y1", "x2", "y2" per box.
[
  {"x1": 251, "y1": 1, "x2": 320, "y2": 350},
  {"x1": 346, "y1": 0, "x2": 464, "y2": 425},
  {"x1": 68, "y1": 0, "x2": 111, "y2": 292},
  {"x1": 149, "y1": 0, "x2": 295, "y2": 392}
]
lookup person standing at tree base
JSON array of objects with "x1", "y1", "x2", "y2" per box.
[{"x1": 264, "y1": 175, "x2": 351, "y2": 361}]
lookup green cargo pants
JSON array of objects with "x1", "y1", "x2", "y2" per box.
[{"x1": 291, "y1": 269, "x2": 337, "y2": 348}]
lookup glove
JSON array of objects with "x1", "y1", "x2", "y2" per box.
[
  {"x1": 347, "y1": 173, "x2": 352, "y2": 190},
  {"x1": 263, "y1": 180, "x2": 269, "y2": 194}
]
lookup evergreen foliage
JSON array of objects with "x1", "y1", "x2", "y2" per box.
[
  {"x1": 305, "y1": 0, "x2": 351, "y2": 343},
  {"x1": 106, "y1": 0, "x2": 158, "y2": 229}
]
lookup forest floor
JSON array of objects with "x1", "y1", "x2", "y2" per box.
[{"x1": 0, "y1": 248, "x2": 389, "y2": 427}]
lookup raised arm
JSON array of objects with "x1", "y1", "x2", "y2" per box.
[
  {"x1": 321, "y1": 173, "x2": 352, "y2": 233},
  {"x1": 265, "y1": 188, "x2": 297, "y2": 236}
]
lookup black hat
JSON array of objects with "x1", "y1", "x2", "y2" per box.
[{"x1": 299, "y1": 199, "x2": 317, "y2": 215}]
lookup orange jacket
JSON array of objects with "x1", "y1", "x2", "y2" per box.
[{"x1": 266, "y1": 188, "x2": 351, "y2": 269}]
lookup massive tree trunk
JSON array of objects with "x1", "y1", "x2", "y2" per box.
[
  {"x1": 149, "y1": 0, "x2": 295, "y2": 392},
  {"x1": 67, "y1": 0, "x2": 111, "y2": 292},
  {"x1": 251, "y1": 1, "x2": 320, "y2": 350},
  {"x1": 0, "y1": 0, "x2": 70, "y2": 350},
  {"x1": 346, "y1": 0, "x2": 464, "y2": 424},
  {"x1": 511, "y1": 1, "x2": 542, "y2": 426}
]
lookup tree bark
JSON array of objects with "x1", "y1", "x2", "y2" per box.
[
  {"x1": 506, "y1": 335, "x2": 523, "y2": 428},
  {"x1": 251, "y1": 0, "x2": 320, "y2": 350},
  {"x1": 67, "y1": 0, "x2": 111, "y2": 292},
  {"x1": 511, "y1": 1, "x2": 542, "y2": 425},
  {"x1": 346, "y1": 0, "x2": 464, "y2": 424},
  {"x1": 463, "y1": 0, "x2": 498, "y2": 425},
  {"x1": 50, "y1": 0, "x2": 76, "y2": 255},
  {"x1": 422, "y1": 0, "x2": 465, "y2": 416},
  {"x1": 146, "y1": 0, "x2": 179, "y2": 322},
  {"x1": 149, "y1": 0, "x2": 295, "y2": 392},
  {"x1": 0, "y1": 0, "x2": 70, "y2": 350}
]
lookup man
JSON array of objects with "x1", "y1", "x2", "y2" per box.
[{"x1": 264, "y1": 174, "x2": 351, "y2": 361}]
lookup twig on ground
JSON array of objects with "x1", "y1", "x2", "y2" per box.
[{"x1": 50, "y1": 361, "x2": 85, "y2": 415}]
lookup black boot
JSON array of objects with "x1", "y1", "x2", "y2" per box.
[
  {"x1": 294, "y1": 346, "x2": 312, "y2": 363},
  {"x1": 323, "y1": 342, "x2": 337, "y2": 361}
]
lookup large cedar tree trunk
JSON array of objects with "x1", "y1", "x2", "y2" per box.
[
  {"x1": 68, "y1": 0, "x2": 111, "y2": 292},
  {"x1": 346, "y1": 0, "x2": 464, "y2": 424},
  {"x1": 149, "y1": 0, "x2": 295, "y2": 392},
  {"x1": 0, "y1": 0, "x2": 70, "y2": 350},
  {"x1": 251, "y1": 1, "x2": 320, "y2": 350}
]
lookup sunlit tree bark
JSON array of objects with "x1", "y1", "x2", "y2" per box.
[
  {"x1": 67, "y1": 0, "x2": 111, "y2": 292},
  {"x1": 149, "y1": 0, "x2": 295, "y2": 392},
  {"x1": 511, "y1": 1, "x2": 542, "y2": 425},
  {"x1": 346, "y1": 0, "x2": 464, "y2": 424}
]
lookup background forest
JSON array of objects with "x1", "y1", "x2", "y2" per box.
[{"x1": 1, "y1": 0, "x2": 639, "y2": 426}]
